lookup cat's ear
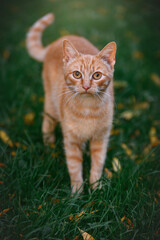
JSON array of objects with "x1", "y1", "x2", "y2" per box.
[
  {"x1": 63, "y1": 40, "x2": 79, "y2": 63},
  {"x1": 98, "y1": 42, "x2": 117, "y2": 68}
]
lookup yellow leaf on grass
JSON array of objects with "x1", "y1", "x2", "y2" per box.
[
  {"x1": 9, "y1": 191, "x2": 16, "y2": 201},
  {"x1": 134, "y1": 102, "x2": 149, "y2": 110},
  {"x1": 0, "y1": 208, "x2": 10, "y2": 216},
  {"x1": 121, "y1": 143, "x2": 132, "y2": 156},
  {"x1": 78, "y1": 228, "x2": 95, "y2": 240},
  {"x1": 59, "y1": 29, "x2": 70, "y2": 37},
  {"x1": 157, "y1": 190, "x2": 160, "y2": 198},
  {"x1": 151, "y1": 73, "x2": 160, "y2": 87},
  {"x1": 11, "y1": 151, "x2": 16, "y2": 157},
  {"x1": 149, "y1": 127, "x2": 160, "y2": 146},
  {"x1": 24, "y1": 112, "x2": 35, "y2": 125},
  {"x1": 121, "y1": 216, "x2": 126, "y2": 222},
  {"x1": 72, "y1": 1, "x2": 85, "y2": 8},
  {"x1": 120, "y1": 110, "x2": 140, "y2": 120},
  {"x1": 69, "y1": 211, "x2": 85, "y2": 221},
  {"x1": 104, "y1": 168, "x2": 113, "y2": 178},
  {"x1": 111, "y1": 129, "x2": 120, "y2": 136},
  {"x1": 114, "y1": 80, "x2": 127, "y2": 88},
  {"x1": 3, "y1": 49, "x2": 10, "y2": 60},
  {"x1": 0, "y1": 163, "x2": 6, "y2": 167},
  {"x1": 97, "y1": 8, "x2": 107, "y2": 16},
  {"x1": 39, "y1": 96, "x2": 44, "y2": 102},
  {"x1": 0, "y1": 130, "x2": 13, "y2": 147},
  {"x1": 38, "y1": 204, "x2": 42, "y2": 210},
  {"x1": 121, "y1": 216, "x2": 133, "y2": 229},
  {"x1": 132, "y1": 50, "x2": 144, "y2": 59},
  {"x1": 117, "y1": 103, "x2": 125, "y2": 109},
  {"x1": 112, "y1": 157, "x2": 121, "y2": 172}
]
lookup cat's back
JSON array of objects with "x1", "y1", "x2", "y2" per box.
[{"x1": 44, "y1": 35, "x2": 99, "y2": 67}]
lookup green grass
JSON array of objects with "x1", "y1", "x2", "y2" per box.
[{"x1": 0, "y1": 0, "x2": 160, "y2": 239}]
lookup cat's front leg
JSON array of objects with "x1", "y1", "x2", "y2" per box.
[
  {"x1": 89, "y1": 134, "x2": 110, "y2": 189},
  {"x1": 64, "y1": 135, "x2": 83, "y2": 193}
]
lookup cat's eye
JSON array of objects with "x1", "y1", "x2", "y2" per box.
[
  {"x1": 92, "y1": 72, "x2": 102, "y2": 80},
  {"x1": 73, "y1": 71, "x2": 82, "y2": 79}
]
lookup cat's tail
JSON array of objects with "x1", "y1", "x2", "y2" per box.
[{"x1": 26, "y1": 13, "x2": 54, "y2": 62}]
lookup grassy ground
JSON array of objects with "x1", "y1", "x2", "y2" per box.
[{"x1": 0, "y1": 0, "x2": 160, "y2": 239}]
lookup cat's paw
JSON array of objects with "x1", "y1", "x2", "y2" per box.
[
  {"x1": 71, "y1": 181, "x2": 83, "y2": 194},
  {"x1": 89, "y1": 175, "x2": 102, "y2": 190},
  {"x1": 43, "y1": 132, "x2": 55, "y2": 145}
]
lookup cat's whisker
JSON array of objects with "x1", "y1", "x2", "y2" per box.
[
  {"x1": 95, "y1": 92, "x2": 104, "y2": 103},
  {"x1": 57, "y1": 90, "x2": 72, "y2": 98},
  {"x1": 64, "y1": 91, "x2": 78, "y2": 106},
  {"x1": 98, "y1": 90, "x2": 111, "y2": 99}
]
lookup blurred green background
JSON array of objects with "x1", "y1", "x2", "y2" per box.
[{"x1": 0, "y1": 0, "x2": 160, "y2": 239}]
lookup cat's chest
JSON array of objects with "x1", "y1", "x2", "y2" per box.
[{"x1": 63, "y1": 104, "x2": 112, "y2": 140}]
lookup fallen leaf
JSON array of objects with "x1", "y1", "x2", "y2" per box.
[
  {"x1": 50, "y1": 143, "x2": 55, "y2": 149},
  {"x1": 38, "y1": 204, "x2": 42, "y2": 210},
  {"x1": 0, "y1": 181, "x2": 3, "y2": 184},
  {"x1": 151, "y1": 73, "x2": 160, "y2": 87},
  {"x1": 39, "y1": 96, "x2": 44, "y2": 102},
  {"x1": 74, "y1": 236, "x2": 79, "y2": 240},
  {"x1": 72, "y1": 1, "x2": 85, "y2": 8},
  {"x1": 24, "y1": 112, "x2": 35, "y2": 125},
  {"x1": 0, "y1": 163, "x2": 6, "y2": 167},
  {"x1": 59, "y1": 29, "x2": 70, "y2": 36},
  {"x1": 132, "y1": 50, "x2": 144, "y2": 59},
  {"x1": 97, "y1": 8, "x2": 107, "y2": 16},
  {"x1": 114, "y1": 80, "x2": 127, "y2": 88},
  {"x1": 144, "y1": 144, "x2": 152, "y2": 154},
  {"x1": 78, "y1": 228, "x2": 95, "y2": 240},
  {"x1": 135, "y1": 129, "x2": 140, "y2": 136},
  {"x1": 19, "y1": 40, "x2": 26, "y2": 48},
  {"x1": 104, "y1": 168, "x2": 113, "y2": 178},
  {"x1": 125, "y1": 31, "x2": 140, "y2": 42},
  {"x1": 2, "y1": 49, "x2": 10, "y2": 60},
  {"x1": 9, "y1": 191, "x2": 16, "y2": 201},
  {"x1": 26, "y1": 212, "x2": 30, "y2": 216},
  {"x1": 51, "y1": 199, "x2": 60, "y2": 204},
  {"x1": 157, "y1": 190, "x2": 160, "y2": 198},
  {"x1": 0, "y1": 130, "x2": 13, "y2": 147},
  {"x1": 121, "y1": 143, "x2": 132, "y2": 156},
  {"x1": 134, "y1": 102, "x2": 149, "y2": 110},
  {"x1": 154, "y1": 198, "x2": 158, "y2": 204},
  {"x1": 121, "y1": 216, "x2": 126, "y2": 222},
  {"x1": 120, "y1": 110, "x2": 140, "y2": 120},
  {"x1": 69, "y1": 211, "x2": 85, "y2": 221},
  {"x1": 117, "y1": 103, "x2": 125, "y2": 109},
  {"x1": 11, "y1": 151, "x2": 16, "y2": 157},
  {"x1": 22, "y1": 144, "x2": 27, "y2": 150},
  {"x1": 0, "y1": 208, "x2": 10, "y2": 216},
  {"x1": 111, "y1": 129, "x2": 120, "y2": 136},
  {"x1": 149, "y1": 127, "x2": 160, "y2": 145},
  {"x1": 121, "y1": 216, "x2": 133, "y2": 229},
  {"x1": 15, "y1": 142, "x2": 20, "y2": 147},
  {"x1": 112, "y1": 157, "x2": 121, "y2": 172},
  {"x1": 89, "y1": 210, "x2": 98, "y2": 215}
]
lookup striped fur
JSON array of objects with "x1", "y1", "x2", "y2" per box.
[
  {"x1": 26, "y1": 13, "x2": 54, "y2": 61},
  {"x1": 26, "y1": 14, "x2": 116, "y2": 193}
]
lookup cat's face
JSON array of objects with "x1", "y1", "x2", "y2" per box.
[{"x1": 63, "y1": 40, "x2": 116, "y2": 96}]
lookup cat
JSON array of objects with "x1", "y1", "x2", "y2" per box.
[{"x1": 26, "y1": 13, "x2": 116, "y2": 193}]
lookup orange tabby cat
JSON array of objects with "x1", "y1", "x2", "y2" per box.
[{"x1": 26, "y1": 13, "x2": 116, "y2": 193}]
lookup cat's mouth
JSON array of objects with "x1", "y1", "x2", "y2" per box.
[{"x1": 79, "y1": 91, "x2": 94, "y2": 96}]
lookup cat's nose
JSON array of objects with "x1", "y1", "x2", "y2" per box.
[{"x1": 82, "y1": 85, "x2": 90, "y2": 91}]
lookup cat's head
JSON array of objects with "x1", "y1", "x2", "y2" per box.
[{"x1": 63, "y1": 40, "x2": 116, "y2": 96}]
